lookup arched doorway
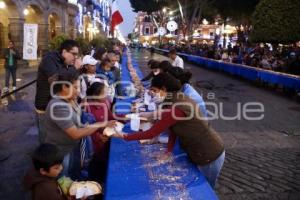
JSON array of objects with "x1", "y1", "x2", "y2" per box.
[
  {"x1": 83, "y1": 15, "x2": 92, "y2": 41},
  {"x1": 48, "y1": 13, "x2": 61, "y2": 40},
  {"x1": 23, "y1": 4, "x2": 43, "y2": 24},
  {"x1": 0, "y1": 0, "x2": 19, "y2": 56}
]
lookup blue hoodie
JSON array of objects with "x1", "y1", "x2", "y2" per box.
[{"x1": 181, "y1": 83, "x2": 208, "y2": 118}]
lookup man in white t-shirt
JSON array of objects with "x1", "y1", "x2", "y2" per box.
[{"x1": 169, "y1": 48, "x2": 184, "y2": 69}]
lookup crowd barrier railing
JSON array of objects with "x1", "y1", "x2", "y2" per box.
[{"x1": 153, "y1": 48, "x2": 300, "y2": 92}]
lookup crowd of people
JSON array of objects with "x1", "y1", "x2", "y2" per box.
[
  {"x1": 24, "y1": 40, "x2": 125, "y2": 199},
  {"x1": 19, "y1": 39, "x2": 226, "y2": 199},
  {"x1": 159, "y1": 43, "x2": 300, "y2": 75}
]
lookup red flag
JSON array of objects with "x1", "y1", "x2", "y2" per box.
[{"x1": 111, "y1": 0, "x2": 123, "y2": 36}]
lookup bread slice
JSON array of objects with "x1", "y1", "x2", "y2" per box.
[{"x1": 69, "y1": 181, "x2": 102, "y2": 196}]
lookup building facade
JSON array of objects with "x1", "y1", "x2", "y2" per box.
[
  {"x1": 132, "y1": 12, "x2": 158, "y2": 46},
  {"x1": 77, "y1": 0, "x2": 110, "y2": 41},
  {"x1": 0, "y1": 0, "x2": 80, "y2": 57},
  {"x1": 0, "y1": 0, "x2": 111, "y2": 61}
]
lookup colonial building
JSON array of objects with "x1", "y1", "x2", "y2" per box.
[
  {"x1": 132, "y1": 12, "x2": 158, "y2": 46},
  {"x1": 0, "y1": 0, "x2": 79, "y2": 57},
  {"x1": 77, "y1": 0, "x2": 111, "y2": 41},
  {"x1": 0, "y1": 0, "x2": 111, "y2": 63}
]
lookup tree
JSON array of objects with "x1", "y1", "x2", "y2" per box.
[
  {"x1": 250, "y1": 0, "x2": 300, "y2": 44},
  {"x1": 129, "y1": 0, "x2": 213, "y2": 42},
  {"x1": 129, "y1": 0, "x2": 261, "y2": 45},
  {"x1": 129, "y1": 0, "x2": 169, "y2": 14},
  {"x1": 175, "y1": 0, "x2": 215, "y2": 42},
  {"x1": 75, "y1": 37, "x2": 90, "y2": 55},
  {"x1": 213, "y1": 0, "x2": 260, "y2": 45},
  {"x1": 49, "y1": 34, "x2": 69, "y2": 51},
  {"x1": 213, "y1": 0, "x2": 259, "y2": 24}
]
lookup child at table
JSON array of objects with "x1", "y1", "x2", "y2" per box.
[
  {"x1": 86, "y1": 81, "x2": 125, "y2": 182},
  {"x1": 86, "y1": 81, "x2": 113, "y2": 159},
  {"x1": 23, "y1": 143, "x2": 66, "y2": 200}
]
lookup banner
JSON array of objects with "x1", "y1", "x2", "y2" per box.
[{"x1": 23, "y1": 23, "x2": 38, "y2": 60}]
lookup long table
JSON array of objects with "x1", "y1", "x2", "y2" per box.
[
  {"x1": 104, "y1": 50, "x2": 219, "y2": 200},
  {"x1": 154, "y1": 48, "x2": 300, "y2": 92}
]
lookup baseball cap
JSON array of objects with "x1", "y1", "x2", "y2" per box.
[{"x1": 82, "y1": 55, "x2": 98, "y2": 65}]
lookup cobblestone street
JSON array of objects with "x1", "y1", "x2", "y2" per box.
[
  {"x1": 135, "y1": 50, "x2": 300, "y2": 200},
  {"x1": 217, "y1": 148, "x2": 300, "y2": 200}
]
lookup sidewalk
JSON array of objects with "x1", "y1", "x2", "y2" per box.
[
  {"x1": 0, "y1": 64, "x2": 38, "y2": 91},
  {"x1": 0, "y1": 63, "x2": 39, "y2": 200}
]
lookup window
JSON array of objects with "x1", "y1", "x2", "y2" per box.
[
  {"x1": 145, "y1": 27, "x2": 150, "y2": 35},
  {"x1": 144, "y1": 16, "x2": 151, "y2": 22}
]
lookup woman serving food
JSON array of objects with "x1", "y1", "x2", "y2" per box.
[{"x1": 107, "y1": 73, "x2": 225, "y2": 188}]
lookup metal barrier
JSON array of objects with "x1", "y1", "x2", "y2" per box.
[
  {"x1": 154, "y1": 48, "x2": 300, "y2": 92},
  {"x1": 1, "y1": 79, "x2": 37, "y2": 99}
]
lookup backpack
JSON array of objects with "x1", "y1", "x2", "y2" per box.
[{"x1": 78, "y1": 75, "x2": 91, "y2": 104}]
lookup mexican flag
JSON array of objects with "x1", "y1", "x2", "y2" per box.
[{"x1": 111, "y1": 0, "x2": 123, "y2": 35}]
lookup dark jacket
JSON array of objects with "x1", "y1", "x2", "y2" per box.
[
  {"x1": 3, "y1": 47, "x2": 21, "y2": 68},
  {"x1": 35, "y1": 51, "x2": 77, "y2": 111},
  {"x1": 167, "y1": 93, "x2": 224, "y2": 166},
  {"x1": 141, "y1": 72, "x2": 154, "y2": 82},
  {"x1": 23, "y1": 169, "x2": 66, "y2": 200}
]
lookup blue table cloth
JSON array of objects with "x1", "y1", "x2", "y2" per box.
[{"x1": 104, "y1": 50, "x2": 219, "y2": 200}]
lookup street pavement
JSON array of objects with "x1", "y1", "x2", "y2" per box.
[
  {"x1": 0, "y1": 50, "x2": 299, "y2": 200},
  {"x1": 132, "y1": 49, "x2": 300, "y2": 200},
  {"x1": 0, "y1": 66, "x2": 38, "y2": 200}
]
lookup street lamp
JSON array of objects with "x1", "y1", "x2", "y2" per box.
[
  {"x1": 202, "y1": 19, "x2": 209, "y2": 25},
  {"x1": 23, "y1": 9, "x2": 29, "y2": 16},
  {"x1": 162, "y1": 8, "x2": 166, "y2": 13},
  {"x1": 0, "y1": 1, "x2": 6, "y2": 9},
  {"x1": 193, "y1": 30, "x2": 200, "y2": 37},
  {"x1": 169, "y1": 11, "x2": 173, "y2": 16}
]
